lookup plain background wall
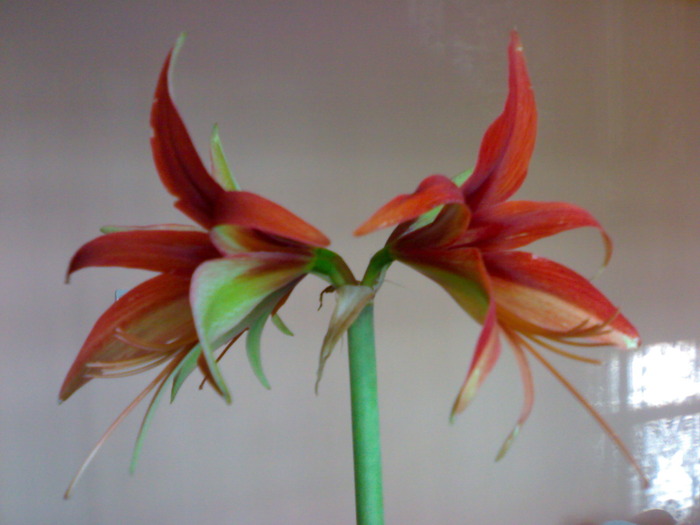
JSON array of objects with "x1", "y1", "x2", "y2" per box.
[{"x1": 1, "y1": 1, "x2": 699, "y2": 524}]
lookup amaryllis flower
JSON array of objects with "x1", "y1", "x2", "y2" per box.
[
  {"x1": 355, "y1": 32, "x2": 644, "y2": 481},
  {"x1": 61, "y1": 35, "x2": 346, "y2": 496}
]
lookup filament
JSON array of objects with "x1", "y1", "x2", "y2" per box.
[{"x1": 519, "y1": 337, "x2": 649, "y2": 488}]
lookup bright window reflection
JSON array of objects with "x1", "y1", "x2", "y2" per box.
[
  {"x1": 618, "y1": 341, "x2": 700, "y2": 522},
  {"x1": 629, "y1": 341, "x2": 699, "y2": 408}
]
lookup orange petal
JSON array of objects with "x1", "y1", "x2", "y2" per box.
[
  {"x1": 215, "y1": 191, "x2": 329, "y2": 247},
  {"x1": 66, "y1": 229, "x2": 219, "y2": 281},
  {"x1": 466, "y1": 200, "x2": 612, "y2": 266},
  {"x1": 484, "y1": 251, "x2": 640, "y2": 349},
  {"x1": 461, "y1": 31, "x2": 537, "y2": 208},
  {"x1": 150, "y1": 35, "x2": 223, "y2": 227},
  {"x1": 451, "y1": 302, "x2": 501, "y2": 418},
  {"x1": 354, "y1": 175, "x2": 463, "y2": 236},
  {"x1": 59, "y1": 274, "x2": 195, "y2": 401}
]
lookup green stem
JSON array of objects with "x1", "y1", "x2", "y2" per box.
[{"x1": 347, "y1": 303, "x2": 384, "y2": 525}]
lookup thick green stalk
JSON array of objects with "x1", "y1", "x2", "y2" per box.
[{"x1": 347, "y1": 303, "x2": 384, "y2": 525}]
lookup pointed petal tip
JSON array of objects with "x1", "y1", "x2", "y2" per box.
[
  {"x1": 495, "y1": 423, "x2": 521, "y2": 461},
  {"x1": 509, "y1": 30, "x2": 523, "y2": 52}
]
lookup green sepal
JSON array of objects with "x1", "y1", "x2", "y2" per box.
[
  {"x1": 271, "y1": 313, "x2": 294, "y2": 336},
  {"x1": 246, "y1": 313, "x2": 272, "y2": 390},
  {"x1": 170, "y1": 344, "x2": 203, "y2": 403},
  {"x1": 210, "y1": 124, "x2": 241, "y2": 191},
  {"x1": 452, "y1": 169, "x2": 472, "y2": 187},
  {"x1": 403, "y1": 169, "x2": 473, "y2": 235},
  {"x1": 200, "y1": 334, "x2": 232, "y2": 404},
  {"x1": 130, "y1": 346, "x2": 195, "y2": 473}
]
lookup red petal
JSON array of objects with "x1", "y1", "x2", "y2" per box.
[
  {"x1": 151, "y1": 37, "x2": 223, "y2": 227},
  {"x1": 215, "y1": 191, "x2": 329, "y2": 247},
  {"x1": 484, "y1": 251, "x2": 640, "y2": 349},
  {"x1": 59, "y1": 274, "x2": 195, "y2": 400},
  {"x1": 451, "y1": 302, "x2": 502, "y2": 417},
  {"x1": 354, "y1": 175, "x2": 463, "y2": 236},
  {"x1": 393, "y1": 202, "x2": 470, "y2": 249},
  {"x1": 465, "y1": 200, "x2": 612, "y2": 265},
  {"x1": 67, "y1": 229, "x2": 219, "y2": 281},
  {"x1": 461, "y1": 32, "x2": 537, "y2": 209}
]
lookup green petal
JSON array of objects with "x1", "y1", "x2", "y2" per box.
[
  {"x1": 170, "y1": 345, "x2": 203, "y2": 402},
  {"x1": 200, "y1": 336, "x2": 232, "y2": 404},
  {"x1": 246, "y1": 313, "x2": 271, "y2": 390},
  {"x1": 271, "y1": 313, "x2": 294, "y2": 336},
  {"x1": 191, "y1": 256, "x2": 307, "y2": 351},
  {"x1": 210, "y1": 125, "x2": 241, "y2": 191},
  {"x1": 131, "y1": 348, "x2": 195, "y2": 473}
]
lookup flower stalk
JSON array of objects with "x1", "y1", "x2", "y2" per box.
[{"x1": 347, "y1": 303, "x2": 384, "y2": 525}]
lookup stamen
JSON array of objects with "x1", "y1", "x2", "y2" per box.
[
  {"x1": 526, "y1": 334, "x2": 602, "y2": 365},
  {"x1": 63, "y1": 354, "x2": 184, "y2": 499},
  {"x1": 84, "y1": 354, "x2": 173, "y2": 378},
  {"x1": 522, "y1": 340, "x2": 649, "y2": 488},
  {"x1": 113, "y1": 327, "x2": 197, "y2": 353},
  {"x1": 496, "y1": 328, "x2": 535, "y2": 460}
]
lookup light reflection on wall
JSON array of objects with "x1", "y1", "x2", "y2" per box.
[
  {"x1": 629, "y1": 341, "x2": 699, "y2": 408},
  {"x1": 613, "y1": 341, "x2": 700, "y2": 523}
]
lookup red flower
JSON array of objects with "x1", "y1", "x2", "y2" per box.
[
  {"x1": 61, "y1": 35, "x2": 336, "y2": 496},
  {"x1": 355, "y1": 32, "x2": 643, "y2": 480}
]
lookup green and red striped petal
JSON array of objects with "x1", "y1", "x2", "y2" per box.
[
  {"x1": 461, "y1": 31, "x2": 537, "y2": 209},
  {"x1": 393, "y1": 202, "x2": 470, "y2": 250},
  {"x1": 464, "y1": 200, "x2": 612, "y2": 265},
  {"x1": 67, "y1": 229, "x2": 219, "y2": 280},
  {"x1": 484, "y1": 251, "x2": 640, "y2": 349},
  {"x1": 210, "y1": 224, "x2": 302, "y2": 255},
  {"x1": 354, "y1": 175, "x2": 464, "y2": 236},
  {"x1": 191, "y1": 254, "x2": 311, "y2": 355},
  {"x1": 151, "y1": 35, "x2": 224, "y2": 227},
  {"x1": 397, "y1": 246, "x2": 491, "y2": 323},
  {"x1": 215, "y1": 191, "x2": 329, "y2": 247},
  {"x1": 59, "y1": 274, "x2": 196, "y2": 401}
]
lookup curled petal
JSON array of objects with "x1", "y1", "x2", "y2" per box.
[
  {"x1": 59, "y1": 274, "x2": 195, "y2": 401},
  {"x1": 461, "y1": 31, "x2": 537, "y2": 208},
  {"x1": 151, "y1": 34, "x2": 223, "y2": 227},
  {"x1": 484, "y1": 251, "x2": 640, "y2": 349},
  {"x1": 466, "y1": 200, "x2": 613, "y2": 266},
  {"x1": 354, "y1": 175, "x2": 464, "y2": 236},
  {"x1": 215, "y1": 191, "x2": 329, "y2": 247},
  {"x1": 67, "y1": 229, "x2": 219, "y2": 281}
]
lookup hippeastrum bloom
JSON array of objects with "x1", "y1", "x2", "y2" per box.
[
  {"x1": 356, "y1": 32, "x2": 644, "y2": 481},
  {"x1": 61, "y1": 35, "x2": 352, "y2": 496}
]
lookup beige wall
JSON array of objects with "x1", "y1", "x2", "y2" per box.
[{"x1": 2, "y1": 1, "x2": 699, "y2": 524}]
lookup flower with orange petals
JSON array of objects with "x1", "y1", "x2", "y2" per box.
[
  {"x1": 61, "y1": 35, "x2": 352, "y2": 496},
  {"x1": 355, "y1": 32, "x2": 644, "y2": 482}
]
